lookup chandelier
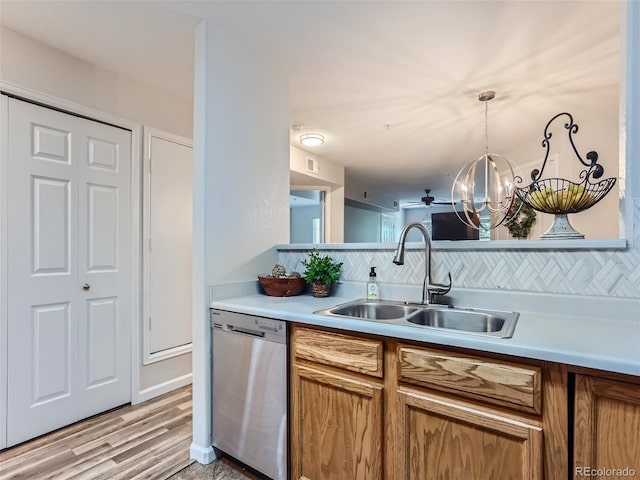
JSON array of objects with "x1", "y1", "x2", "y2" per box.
[{"x1": 451, "y1": 91, "x2": 521, "y2": 230}]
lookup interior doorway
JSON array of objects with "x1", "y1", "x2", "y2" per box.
[{"x1": 290, "y1": 189, "x2": 325, "y2": 243}]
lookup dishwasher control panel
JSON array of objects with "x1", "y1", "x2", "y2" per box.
[
  {"x1": 256, "y1": 318, "x2": 282, "y2": 334},
  {"x1": 211, "y1": 308, "x2": 287, "y2": 343}
]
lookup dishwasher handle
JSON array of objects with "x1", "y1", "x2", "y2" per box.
[{"x1": 213, "y1": 323, "x2": 266, "y2": 338}]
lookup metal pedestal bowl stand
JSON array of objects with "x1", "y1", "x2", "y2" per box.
[{"x1": 514, "y1": 113, "x2": 616, "y2": 240}]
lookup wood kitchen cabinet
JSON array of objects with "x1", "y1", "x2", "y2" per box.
[
  {"x1": 290, "y1": 324, "x2": 573, "y2": 480},
  {"x1": 573, "y1": 374, "x2": 640, "y2": 479},
  {"x1": 290, "y1": 326, "x2": 385, "y2": 480},
  {"x1": 396, "y1": 387, "x2": 543, "y2": 479},
  {"x1": 394, "y1": 344, "x2": 544, "y2": 480}
]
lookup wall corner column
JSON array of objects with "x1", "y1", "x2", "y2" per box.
[{"x1": 190, "y1": 18, "x2": 215, "y2": 465}]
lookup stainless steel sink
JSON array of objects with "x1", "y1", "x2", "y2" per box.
[
  {"x1": 315, "y1": 299, "x2": 518, "y2": 338},
  {"x1": 325, "y1": 301, "x2": 418, "y2": 320},
  {"x1": 406, "y1": 306, "x2": 518, "y2": 337}
]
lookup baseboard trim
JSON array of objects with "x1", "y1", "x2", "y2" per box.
[
  {"x1": 190, "y1": 442, "x2": 217, "y2": 464},
  {"x1": 133, "y1": 373, "x2": 192, "y2": 405}
]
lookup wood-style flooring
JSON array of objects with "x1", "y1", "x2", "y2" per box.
[{"x1": 0, "y1": 385, "x2": 253, "y2": 480}]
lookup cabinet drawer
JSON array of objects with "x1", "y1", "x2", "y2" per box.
[
  {"x1": 293, "y1": 327, "x2": 383, "y2": 378},
  {"x1": 398, "y1": 345, "x2": 541, "y2": 414}
]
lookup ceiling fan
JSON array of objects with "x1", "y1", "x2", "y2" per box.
[{"x1": 404, "y1": 189, "x2": 454, "y2": 207}]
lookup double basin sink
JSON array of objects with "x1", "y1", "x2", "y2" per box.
[{"x1": 315, "y1": 299, "x2": 519, "y2": 338}]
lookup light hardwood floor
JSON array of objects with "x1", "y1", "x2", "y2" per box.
[{"x1": 0, "y1": 385, "x2": 198, "y2": 479}]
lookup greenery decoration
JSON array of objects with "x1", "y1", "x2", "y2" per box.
[
  {"x1": 301, "y1": 248, "x2": 343, "y2": 284},
  {"x1": 506, "y1": 197, "x2": 537, "y2": 239}
]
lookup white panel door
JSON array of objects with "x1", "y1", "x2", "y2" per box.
[
  {"x1": 77, "y1": 119, "x2": 131, "y2": 418},
  {"x1": 6, "y1": 98, "x2": 131, "y2": 445},
  {"x1": 7, "y1": 99, "x2": 80, "y2": 444},
  {"x1": 146, "y1": 131, "x2": 192, "y2": 357}
]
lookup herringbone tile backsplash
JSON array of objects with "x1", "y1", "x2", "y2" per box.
[{"x1": 279, "y1": 199, "x2": 640, "y2": 299}]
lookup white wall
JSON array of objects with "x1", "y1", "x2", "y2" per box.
[
  {"x1": 203, "y1": 35, "x2": 289, "y2": 284},
  {"x1": 190, "y1": 19, "x2": 290, "y2": 463},
  {"x1": 622, "y1": 0, "x2": 640, "y2": 238},
  {"x1": 0, "y1": 27, "x2": 192, "y2": 139},
  {"x1": 326, "y1": 183, "x2": 345, "y2": 244},
  {"x1": 345, "y1": 177, "x2": 399, "y2": 211},
  {"x1": 344, "y1": 205, "x2": 382, "y2": 243},
  {"x1": 290, "y1": 146, "x2": 343, "y2": 185},
  {"x1": 0, "y1": 26, "x2": 194, "y2": 402}
]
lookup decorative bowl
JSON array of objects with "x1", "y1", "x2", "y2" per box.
[
  {"x1": 515, "y1": 177, "x2": 615, "y2": 215},
  {"x1": 257, "y1": 275, "x2": 307, "y2": 297},
  {"x1": 515, "y1": 177, "x2": 616, "y2": 239}
]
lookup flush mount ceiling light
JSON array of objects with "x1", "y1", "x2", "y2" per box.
[
  {"x1": 451, "y1": 91, "x2": 521, "y2": 230},
  {"x1": 299, "y1": 133, "x2": 324, "y2": 147}
]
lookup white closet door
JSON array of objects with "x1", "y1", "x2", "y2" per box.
[
  {"x1": 6, "y1": 98, "x2": 131, "y2": 445},
  {"x1": 7, "y1": 99, "x2": 80, "y2": 444},
  {"x1": 77, "y1": 119, "x2": 131, "y2": 418}
]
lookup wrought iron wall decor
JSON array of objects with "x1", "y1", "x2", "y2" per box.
[{"x1": 514, "y1": 112, "x2": 616, "y2": 239}]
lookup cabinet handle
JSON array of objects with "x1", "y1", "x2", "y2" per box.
[{"x1": 83, "y1": 283, "x2": 91, "y2": 291}]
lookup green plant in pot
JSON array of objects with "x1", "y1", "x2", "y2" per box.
[{"x1": 301, "y1": 248, "x2": 343, "y2": 298}]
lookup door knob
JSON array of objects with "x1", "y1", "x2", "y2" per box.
[{"x1": 82, "y1": 283, "x2": 91, "y2": 291}]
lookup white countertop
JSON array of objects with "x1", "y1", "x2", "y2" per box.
[{"x1": 210, "y1": 282, "x2": 640, "y2": 377}]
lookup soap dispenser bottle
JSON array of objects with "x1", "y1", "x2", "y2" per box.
[{"x1": 367, "y1": 267, "x2": 379, "y2": 301}]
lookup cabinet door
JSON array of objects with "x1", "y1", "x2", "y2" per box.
[
  {"x1": 290, "y1": 364, "x2": 384, "y2": 480},
  {"x1": 574, "y1": 375, "x2": 640, "y2": 478},
  {"x1": 397, "y1": 387, "x2": 543, "y2": 480}
]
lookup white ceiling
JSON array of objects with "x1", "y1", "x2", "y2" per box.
[{"x1": 0, "y1": 0, "x2": 621, "y2": 204}]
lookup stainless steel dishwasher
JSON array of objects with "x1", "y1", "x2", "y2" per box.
[{"x1": 210, "y1": 309, "x2": 287, "y2": 480}]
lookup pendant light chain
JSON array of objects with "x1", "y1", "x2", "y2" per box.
[{"x1": 484, "y1": 98, "x2": 489, "y2": 155}]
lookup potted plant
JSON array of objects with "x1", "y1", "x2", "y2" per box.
[{"x1": 301, "y1": 248, "x2": 343, "y2": 298}]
